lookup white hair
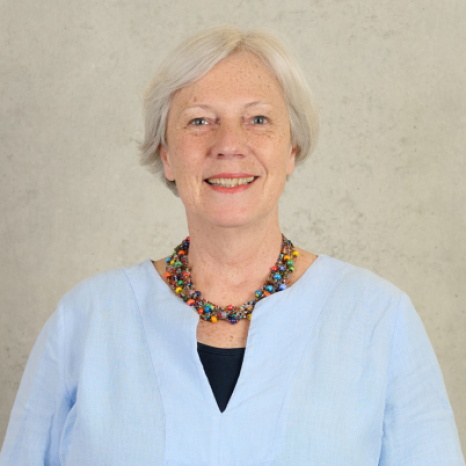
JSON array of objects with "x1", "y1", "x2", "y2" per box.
[{"x1": 139, "y1": 25, "x2": 320, "y2": 197}]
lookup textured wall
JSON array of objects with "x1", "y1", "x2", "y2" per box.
[{"x1": 1, "y1": 0, "x2": 465, "y2": 453}]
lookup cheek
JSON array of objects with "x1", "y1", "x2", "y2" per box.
[
  {"x1": 253, "y1": 132, "x2": 293, "y2": 166},
  {"x1": 169, "y1": 137, "x2": 206, "y2": 181}
]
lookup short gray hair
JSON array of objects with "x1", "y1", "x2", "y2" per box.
[{"x1": 139, "y1": 25, "x2": 320, "y2": 197}]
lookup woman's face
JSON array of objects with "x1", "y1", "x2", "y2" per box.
[{"x1": 160, "y1": 51, "x2": 297, "y2": 228}]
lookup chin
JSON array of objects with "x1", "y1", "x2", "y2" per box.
[{"x1": 204, "y1": 208, "x2": 257, "y2": 227}]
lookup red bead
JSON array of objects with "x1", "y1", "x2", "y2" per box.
[
  {"x1": 271, "y1": 266, "x2": 278, "y2": 272},
  {"x1": 227, "y1": 305, "x2": 233, "y2": 311}
]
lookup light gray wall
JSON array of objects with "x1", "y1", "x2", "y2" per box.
[{"x1": 1, "y1": 0, "x2": 465, "y2": 453}]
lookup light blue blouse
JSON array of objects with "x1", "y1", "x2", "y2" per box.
[{"x1": 1, "y1": 255, "x2": 464, "y2": 465}]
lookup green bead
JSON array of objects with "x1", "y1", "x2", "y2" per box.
[
  {"x1": 286, "y1": 260, "x2": 294, "y2": 266},
  {"x1": 289, "y1": 266, "x2": 295, "y2": 272},
  {"x1": 177, "y1": 279, "x2": 184, "y2": 286},
  {"x1": 175, "y1": 261, "x2": 182, "y2": 268}
]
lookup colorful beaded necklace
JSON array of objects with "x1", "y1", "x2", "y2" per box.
[{"x1": 165, "y1": 234, "x2": 299, "y2": 324}]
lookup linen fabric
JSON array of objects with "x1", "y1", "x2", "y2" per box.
[{"x1": 0, "y1": 254, "x2": 464, "y2": 465}]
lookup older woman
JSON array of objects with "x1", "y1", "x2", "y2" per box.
[{"x1": 1, "y1": 25, "x2": 464, "y2": 466}]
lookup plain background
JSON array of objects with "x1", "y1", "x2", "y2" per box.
[{"x1": 1, "y1": 0, "x2": 465, "y2": 453}]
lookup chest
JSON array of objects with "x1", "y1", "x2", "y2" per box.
[{"x1": 196, "y1": 318, "x2": 250, "y2": 348}]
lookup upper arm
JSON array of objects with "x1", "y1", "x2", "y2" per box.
[
  {"x1": 0, "y1": 304, "x2": 72, "y2": 466},
  {"x1": 379, "y1": 293, "x2": 465, "y2": 465}
]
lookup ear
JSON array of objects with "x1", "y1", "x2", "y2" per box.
[
  {"x1": 286, "y1": 145, "x2": 297, "y2": 176},
  {"x1": 159, "y1": 144, "x2": 176, "y2": 182}
]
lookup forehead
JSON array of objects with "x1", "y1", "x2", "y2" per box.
[{"x1": 171, "y1": 51, "x2": 286, "y2": 109}]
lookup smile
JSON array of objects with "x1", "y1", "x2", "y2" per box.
[
  {"x1": 205, "y1": 176, "x2": 256, "y2": 187},
  {"x1": 204, "y1": 176, "x2": 259, "y2": 193}
]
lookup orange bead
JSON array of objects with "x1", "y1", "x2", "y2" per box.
[
  {"x1": 210, "y1": 315, "x2": 218, "y2": 323},
  {"x1": 165, "y1": 272, "x2": 172, "y2": 279},
  {"x1": 283, "y1": 255, "x2": 291, "y2": 261},
  {"x1": 187, "y1": 299, "x2": 195, "y2": 306},
  {"x1": 178, "y1": 250, "x2": 186, "y2": 255}
]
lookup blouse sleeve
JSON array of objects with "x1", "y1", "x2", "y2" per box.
[
  {"x1": 0, "y1": 304, "x2": 72, "y2": 466},
  {"x1": 379, "y1": 293, "x2": 465, "y2": 465}
]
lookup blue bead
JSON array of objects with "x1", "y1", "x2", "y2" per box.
[
  {"x1": 277, "y1": 284, "x2": 287, "y2": 291},
  {"x1": 273, "y1": 273, "x2": 281, "y2": 280},
  {"x1": 230, "y1": 318, "x2": 237, "y2": 324},
  {"x1": 165, "y1": 257, "x2": 171, "y2": 263},
  {"x1": 204, "y1": 304, "x2": 211, "y2": 312},
  {"x1": 183, "y1": 242, "x2": 189, "y2": 249},
  {"x1": 196, "y1": 291, "x2": 202, "y2": 298},
  {"x1": 255, "y1": 290, "x2": 262, "y2": 298},
  {"x1": 266, "y1": 285, "x2": 273, "y2": 292},
  {"x1": 279, "y1": 265, "x2": 285, "y2": 271}
]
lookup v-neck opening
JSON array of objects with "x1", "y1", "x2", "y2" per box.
[{"x1": 145, "y1": 254, "x2": 324, "y2": 416}]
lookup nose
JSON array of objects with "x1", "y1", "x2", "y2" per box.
[{"x1": 211, "y1": 118, "x2": 247, "y2": 159}]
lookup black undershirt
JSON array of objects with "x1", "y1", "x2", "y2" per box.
[{"x1": 197, "y1": 342, "x2": 246, "y2": 413}]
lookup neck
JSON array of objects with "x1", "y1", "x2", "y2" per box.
[{"x1": 185, "y1": 210, "x2": 284, "y2": 303}]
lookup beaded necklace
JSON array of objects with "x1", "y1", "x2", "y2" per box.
[{"x1": 165, "y1": 234, "x2": 299, "y2": 324}]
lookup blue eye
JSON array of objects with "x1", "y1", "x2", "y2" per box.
[
  {"x1": 253, "y1": 116, "x2": 267, "y2": 124},
  {"x1": 190, "y1": 118, "x2": 208, "y2": 126}
]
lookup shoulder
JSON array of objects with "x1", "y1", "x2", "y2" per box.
[
  {"x1": 319, "y1": 254, "x2": 407, "y2": 315},
  {"x1": 59, "y1": 265, "x2": 127, "y2": 306},
  {"x1": 56, "y1": 260, "x2": 151, "y2": 321}
]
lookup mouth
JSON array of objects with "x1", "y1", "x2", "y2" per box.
[
  {"x1": 203, "y1": 176, "x2": 259, "y2": 193},
  {"x1": 204, "y1": 176, "x2": 259, "y2": 187}
]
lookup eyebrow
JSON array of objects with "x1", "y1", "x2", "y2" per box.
[{"x1": 183, "y1": 101, "x2": 273, "y2": 112}]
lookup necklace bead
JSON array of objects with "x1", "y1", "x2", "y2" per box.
[{"x1": 166, "y1": 234, "x2": 297, "y2": 324}]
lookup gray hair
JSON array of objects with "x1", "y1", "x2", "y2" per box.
[{"x1": 139, "y1": 25, "x2": 320, "y2": 197}]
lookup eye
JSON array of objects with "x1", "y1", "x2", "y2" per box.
[
  {"x1": 252, "y1": 115, "x2": 268, "y2": 125},
  {"x1": 189, "y1": 117, "x2": 208, "y2": 126}
]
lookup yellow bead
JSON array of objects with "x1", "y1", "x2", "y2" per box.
[
  {"x1": 292, "y1": 250, "x2": 299, "y2": 257},
  {"x1": 175, "y1": 286, "x2": 182, "y2": 294},
  {"x1": 170, "y1": 260, "x2": 175, "y2": 265},
  {"x1": 247, "y1": 313, "x2": 252, "y2": 320},
  {"x1": 211, "y1": 315, "x2": 218, "y2": 323},
  {"x1": 283, "y1": 255, "x2": 291, "y2": 261}
]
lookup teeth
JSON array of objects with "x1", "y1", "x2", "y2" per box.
[{"x1": 207, "y1": 176, "x2": 255, "y2": 187}]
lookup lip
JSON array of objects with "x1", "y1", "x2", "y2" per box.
[{"x1": 204, "y1": 172, "x2": 256, "y2": 179}]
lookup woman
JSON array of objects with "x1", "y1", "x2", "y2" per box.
[{"x1": 1, "y1": 25, "x2": 464, "y2": 466}]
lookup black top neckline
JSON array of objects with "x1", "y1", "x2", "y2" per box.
[{"x1": 197, "y1": 341, "x2": 246, "y2": 356}]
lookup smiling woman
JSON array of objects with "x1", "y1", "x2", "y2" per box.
[
  {"x1": 139, "y1": 26, "x2": 319, "y2": 198},
  {"x1": 0, "y1": 25, "x2": 464, "y2": 466}
]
